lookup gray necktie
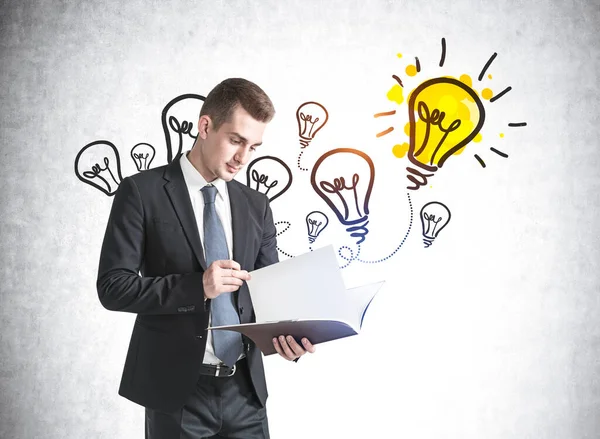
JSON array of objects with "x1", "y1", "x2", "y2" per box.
[{"x1": 201, "y1": 185, "x2": 243, "y2": 367}]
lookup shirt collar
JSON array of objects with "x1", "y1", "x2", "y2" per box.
[{"x1": 180, "y1": 151, "x2": 228, "y2": 200}]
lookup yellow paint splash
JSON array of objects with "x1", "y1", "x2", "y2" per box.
[
  {"x1": 392, "y1": 143, "x2": 409, "y2": 158},
  {"x1": 488, "y1": 74, "x2": 493, "y2": 79},
  {"x1": 459, "y1": 74, "x2": 472, "y2": 87},
  {"x1": 386, "y1": 84, "x2": 404, "y2": 105},
  {"x1": 481, "y1": 88, "x2": 493, "y2": 100},
  {"x1": 404, "y1": 122, "x2": 410, "y2": 136},
  {"x1": 397, "y1": 53, "x2": 403, "y2": 58},
  {"x1": 406, "y1": 65, "x2": 417, "y2": 77},
  {"x1": 473, "y1": 133, "x2": 483, "y2": 143},
  {"x1": 499, "y1": 133, "x2": 504, "y2": 138}
]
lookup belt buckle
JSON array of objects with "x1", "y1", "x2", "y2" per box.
[
  {"x1": 215, "y1": 363, "x2": 236, "y2": 377},
  {"x1": 228, "y1": 364, "x2": 236, "y2": 377}
]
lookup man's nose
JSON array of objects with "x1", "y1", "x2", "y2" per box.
[{"x1": 234, "y1": 148, "x2": 249, "y2": 165}]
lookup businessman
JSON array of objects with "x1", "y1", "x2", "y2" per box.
[{"x1": 97, "y1": 78, "x2": 315, "y2": 438}]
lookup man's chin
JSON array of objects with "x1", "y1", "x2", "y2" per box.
[{"x1": 219, "y1": 170, "x2": 238, "y2": 182}]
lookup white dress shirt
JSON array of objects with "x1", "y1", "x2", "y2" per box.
[{"x1": 179, "y1": 151, "x2": 237, "y2": 365}]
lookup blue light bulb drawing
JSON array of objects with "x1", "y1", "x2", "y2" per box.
[{"x1": 310, "y1": 148, "x2": 375, "y2": 245}]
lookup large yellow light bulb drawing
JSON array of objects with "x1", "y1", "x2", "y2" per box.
[{"x1": 406, "y1": 77, "x2": 485, "y2": 189}]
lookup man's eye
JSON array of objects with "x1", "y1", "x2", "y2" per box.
[
  {"x1": 250, "y1": 146, "x2": 257, "y2": 152},
  {"x1": 231, "y1": 138, "x2": 241, "y2": 144}
]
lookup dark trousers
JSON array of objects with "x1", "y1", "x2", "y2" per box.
[{"x1": 145, "y1": 358, "x2": 269, "y2": 439}]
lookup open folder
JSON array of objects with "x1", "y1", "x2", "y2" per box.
[{"x1": 208, "y1": 245, "x2": 384, "y2": 356}]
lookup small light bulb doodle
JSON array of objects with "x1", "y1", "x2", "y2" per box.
[
  {"x1": 296, "y1": 101, "x2": 329, "y2": 171},
  {"x1": 296, "y1": 102, "x2": 329, "y2": 148},
  {"x1": 420, "y1": 201, "x2": 451, "y2": 248},
  {"x1": 162, "y1": 94, "x2": 205, "y2": 163},
  {"x1": 311, "y1": 148, "x2": 375, "y2": 245},
  {"x1": 306, "y1": 211, "x2": 329, "y2": 244},
  {"x1": 130, "y1": 143, "x2": 156, "y2": 172},
  {"x1": 74, "y1": 140, "x2": 123, "y2": 196},
  {"x1": 245, "y1": 156, "x2": 293, "y2": 202}
]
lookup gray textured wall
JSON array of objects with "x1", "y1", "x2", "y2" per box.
[{"x1": 1, "y1": 1, "x2": 599, "y2": 438}]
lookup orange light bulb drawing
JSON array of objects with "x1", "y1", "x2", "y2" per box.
[{"x1": 405, "y1": 77, "x2": 485, "y2": 189}]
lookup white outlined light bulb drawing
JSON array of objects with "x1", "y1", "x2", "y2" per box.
[
  {"x1": 420, "y1": 201, "x2": 451, "y2": 248},
  {"x1": 74, "y1": 140, "x2": 123, "y2": 196},
  {"x1": 131, "y1": 143, "x2": 156, "y2": 171},
  {"x1": 296, "y1": 102, "x2": 329, "y2": 148},
  {"x1": 311, "y1": 148, "x2": 375, "y2": 245},
  {"x1": 306, "y1": 211, "x2": 329, "y2": 244}
]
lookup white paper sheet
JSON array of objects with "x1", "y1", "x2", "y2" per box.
[{"x1": 246, "y1": 245, "x2": 355, "y2": 325}]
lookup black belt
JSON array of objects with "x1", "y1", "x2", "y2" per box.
[{"x1": 199, "y1": 360, "x2": 241, "y2": 377}]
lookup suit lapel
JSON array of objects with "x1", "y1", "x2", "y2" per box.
[
  {"x1": 163, "y1": 156, "x2": 207, "y2": 270},
  {"x1": 227, "y1": 181, "x2": 249, "y2": 268}
]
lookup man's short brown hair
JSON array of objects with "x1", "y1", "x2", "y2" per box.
[{"x1": 200, "y1": 78, "x2": 275, "y2": 130}]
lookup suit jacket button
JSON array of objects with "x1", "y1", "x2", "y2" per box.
[{"x1": 239, "y1": 307, "x2": 244, "y2": 314}]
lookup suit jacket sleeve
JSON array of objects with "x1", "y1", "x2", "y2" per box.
[
  {"x1": 255, "y1": 197, "x2": 279, "y2": 270},
  {"x1": 96, "y1": 176, "x2": 207, "y2": 316}
]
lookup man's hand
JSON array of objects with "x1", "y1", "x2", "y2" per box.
[
  {"x1": 273, "y1": 335, "x2": 316, "y2": 361},
  {"x1": 203, "y1": 259, "x2": 250, "y2": 300}
]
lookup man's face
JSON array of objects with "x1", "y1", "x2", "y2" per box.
[{"x1": 197, "y1": 105, "x2": 267, "y2": 182}]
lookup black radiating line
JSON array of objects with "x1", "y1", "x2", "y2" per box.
[
  {"x1": 478, "y1": 52, "x2": 497, "y2": 81},
  {"x1": 490, "y1": 86, "x2": 512, "y2": 102},
  {"x1": 474, "y1": 154, "x2": 486, "y2": 168},
  {"x1": 508, "y1": 122, "x2": 527, "y2": 127},
  {"x1": 439, "y1": 38, "x2": 446, "y2": 67},
  {"x1": 415, "y1": 57, "x2": 421, "y2": 72},
  {"x1": 490, "y1": 147, "x2": 508, "y2": 158}
]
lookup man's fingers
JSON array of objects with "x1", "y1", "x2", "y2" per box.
[
  {"x1": 225, "y1": 269, "x2": 250, "y2": 281},
  {"x1": 272, "y1": 337, "x2": 288, "y2": 359},
  {"x1": 213, "y1": 259, "x2": 241, "y2": 271},
  {"x1": 221, "y1": 276, "x2": 244, "y2": 287},
  {"x1": 284, "y1": 336, "x2": 305, "y2": 357},
  {"x1": 301, "y1": 338, "x2": 316, "y2": 353},
  {"x1": 277, "y1": 335, "x2": 296, "y2": 359}
]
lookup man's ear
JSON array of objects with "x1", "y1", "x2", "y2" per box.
[{"x1": 197, "y1": 115, "x2": 211, "y2": 140}]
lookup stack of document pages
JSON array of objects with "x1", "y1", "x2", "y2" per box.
[{"x1": 209, "y1": 245, "x2": 384, "y2": 355}]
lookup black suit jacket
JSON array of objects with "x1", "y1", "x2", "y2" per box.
[{"x1": 96, "y1": 154, "x2": 278, "y2": 412}]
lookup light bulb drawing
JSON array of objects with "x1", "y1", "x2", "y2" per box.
[
  {"x1": 162, "y1": 94, "x2": 205, "y2": 163},
  {"x1": 306, "y1": 211, "x2": 329, "y2": 245},
  {"x1": 311, "y1": 148, "x2": 374, "y2": 245},
  {"x1": 375, "y1": 37, "x2": 527, "y2": 190},
  {"x1": 420, "y1": 201, "x2": 451, "y2": 248},
  {"x1": 130, "y1": 142, "x2": 156, "y2": 171},
  {"x1": 245, "y1": 156, "x2": 293, "y2": 202},
  {"x1": 296, "y1": 101, "x2": 329, "y2": 171},
  {"x1": 403, "y1": 77, "x2": 485, "y2": 189},
  {"x1": 74, "y1": 140, "x2": 123, "y2": 196}
]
